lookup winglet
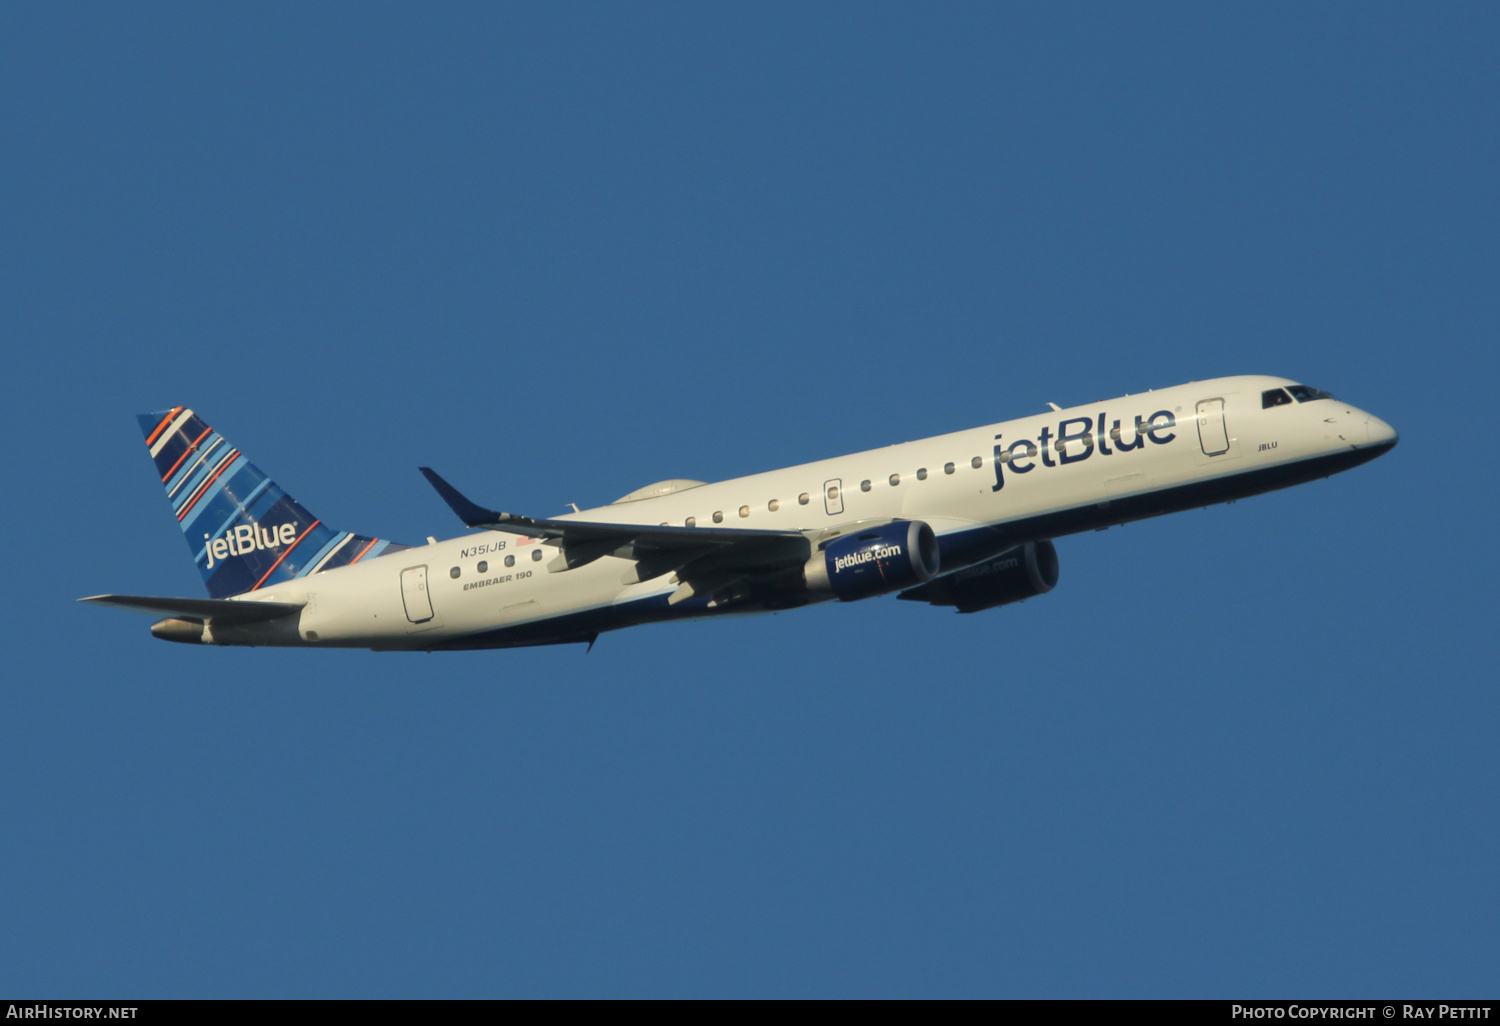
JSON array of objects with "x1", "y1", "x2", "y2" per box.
[{"x1": 419, "y1": 467, "x2": 503, "y2": 528}]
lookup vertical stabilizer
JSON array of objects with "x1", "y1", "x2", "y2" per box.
[{"x1": 138, "y1": 407, "x2": 407, "y2": 598}]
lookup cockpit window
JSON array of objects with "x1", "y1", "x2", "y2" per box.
[
  {"x1": 1287, "y1": 385, "x2": 1335, "y2": 402},
  {"x1": 1262, "y1": 388, "x2": 1294, "y2": 408}
]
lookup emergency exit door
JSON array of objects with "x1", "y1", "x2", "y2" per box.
[{"x1": 823, "y1": 478, "x2": 844, "y2": 516}]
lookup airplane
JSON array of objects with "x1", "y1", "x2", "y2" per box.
[{"x1": 82, "y1": 375, "x2": 1397, "y2": 651}]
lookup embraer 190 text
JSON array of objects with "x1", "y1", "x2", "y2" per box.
[{"x1": 83, "y1": 376, "x2": 1397, "y2": 651}]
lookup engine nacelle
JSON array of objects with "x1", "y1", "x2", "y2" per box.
[
  {"x1": 897, "y1": 540, "x2": 1058, "y2": 613},
  {"x1": 804, "y1": 520, "x2": 941, "y2": 601}
]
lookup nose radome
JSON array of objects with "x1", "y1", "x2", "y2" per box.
[{"x1": 1365, "y1": 414, "x2": 1399, "y2": 448}]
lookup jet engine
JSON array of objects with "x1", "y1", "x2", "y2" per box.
[
  {"x1": 897, "y1": 540, "x2": 1058, "y2": 613},
  {"x1": 804, "y1": 520, "x2": 941, "y2": 601}
]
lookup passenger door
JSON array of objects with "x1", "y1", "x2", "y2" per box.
[{"x1": 1197, "y1": 398, "x2": 1231, "y2": 457}]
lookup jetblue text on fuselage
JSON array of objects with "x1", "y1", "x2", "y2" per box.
[{"x1": 993, "y1": 409, "x2": 1177, "y2": 492}]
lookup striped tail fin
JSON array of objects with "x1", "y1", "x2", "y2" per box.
[{"x1": 138, "y1": 407, "x2": 409, "y2": 599}]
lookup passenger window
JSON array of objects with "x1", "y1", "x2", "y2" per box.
[
  {"x1": 889, "y1": 474, "x2": 900, "y2": 486},
  {"x1": 971, "y1": 456, "x2": 983, "y2": 469},
  {"x1": 531, "y1": 548, "x2": 543, "y2": 561},
  {"x1": 827, "y1": 486, "x2": 839, "y2": 501},
  {"x1": 798, "y1": 493, "x2": 810, "y2": 505},
  {"x1": 860, "y1": 480, "x2": 871, "y2": 492},
  {"x1": 768, "y1": 499, "x2": 780, "y2": 512},
  {"x1": 685, "y1": 516, "x2": 696, "y2": 527},
  {"x1": 944, "y1": 462, "x2": 955, "y2": 474},
  {"x1": 449, "y1": 567, "x2": 461, "y2": 579},
  {"x1": 713, "y1": 511, "x2": 724, "y2": 523},
  {"x1": 505, "y1": 554, "x2": 515, "y2": 568},
  {"x1": 1262, "y1": 388, "x2": 1294, "y2": 408},
  {"x1": 916, "y1": 468, "x2": 927, "y2": 480},
  {"x1": 477, "y1": 561, "x2": 487, "y2": 573},
  {"x1": 739, "y1": 505, "x2": 750, "y2": 518}
]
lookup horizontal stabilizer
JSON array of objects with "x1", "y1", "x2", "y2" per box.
[{"x1": 79, "y1": 594, "x2": 305, "y2": 624}]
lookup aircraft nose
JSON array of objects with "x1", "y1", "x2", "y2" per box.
[{"x1": 1365, "y1": 413, "x2": 1399, "y2": 449}]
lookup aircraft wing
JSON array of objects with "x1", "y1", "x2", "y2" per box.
[
  {"x1": 419, "y1": 467, "x2": 812, "y2": 578},
  {"x1": 79, "y1": 594, "x2": 305, "y2": 623}
]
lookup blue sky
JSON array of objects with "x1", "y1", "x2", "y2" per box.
[{"x1": 2, "y1": 3, "x2": 1496, "y2": 997}]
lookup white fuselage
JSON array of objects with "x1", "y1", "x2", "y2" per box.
[{"x1": 211, "y1": 375, "x2": 1397, "y2": 650}]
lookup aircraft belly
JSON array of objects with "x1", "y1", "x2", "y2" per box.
[{"x1": 426, "y1": 552, "x2": 632, "y2": 648}]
